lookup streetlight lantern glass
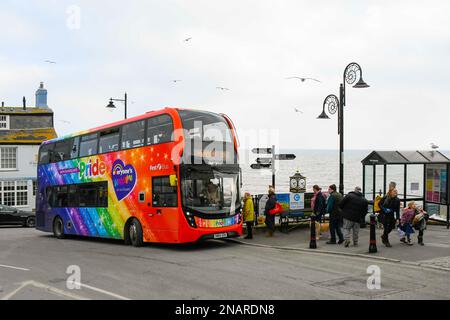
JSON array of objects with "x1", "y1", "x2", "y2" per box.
[
  {"x1": 317, "y1": 110, "x2": 330, "y2": 119},
  {"x1": 353, "y1": 78, "x2": 370, "y2": 88}
]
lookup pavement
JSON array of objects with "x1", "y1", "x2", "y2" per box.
[
  {"x1": 1, "y1": 225, "x2": 450, "y2": 300},
  {"x1": 238, "y1": 223, "x2": 450, "y2": 269}
]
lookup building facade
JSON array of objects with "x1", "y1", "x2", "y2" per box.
[{"x1": 0, "y1": 83, "x2": 57, "y2": 211}]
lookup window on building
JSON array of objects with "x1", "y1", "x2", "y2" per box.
[
  {"x1": 121, "y1": 120, "x2": 145, "y2": 150},
  {"x1": 0, "y1": 147, "x2": 17, "y2": 170},
  {"x1": 16, "y1": 181, "x2": 28, "y2": 206},
  {"x1": 0, "y1": 115, "x2": 9, "y2": 130},
  {"x1": 79, "y1": 133, "x2": 98, "y2": 157},
  {"x1": 152, "y1": 176, "x2": 177, "y2": 207},
  {"x1": 99, "y1": 129, "x2": 120, "y2": 154},
  {"x1": 147, "y1": 115, "x2": 174, "y2": 145},
  {"x1": 0, "y1": 181, "x2": 28, "y2": 207}
]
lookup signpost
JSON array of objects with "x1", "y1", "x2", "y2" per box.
[{"x1": 251, "y1": 145, "x2": 296, "y2": 188}]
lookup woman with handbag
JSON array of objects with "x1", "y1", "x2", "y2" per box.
[{"x1": 264, "y1": 187, "x2": 277, "y2": 237}]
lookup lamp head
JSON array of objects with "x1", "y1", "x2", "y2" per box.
[
  {"x1": 106, "y1": 99, "x2": 116, "y2": 110},
  {"x1": 353, "y1": 77, "x2": 370, "y2": 88},
  {"x1": 317, "y1": 110, "x2": 330, "y2": 119}
]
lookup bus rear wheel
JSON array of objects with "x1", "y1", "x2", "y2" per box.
[
  {"x1": 128, "y1": 218, "x2": 144, "y2": 247},
  {"x1": 53, "y1": 216, "x2": 65, "y2": 239}
]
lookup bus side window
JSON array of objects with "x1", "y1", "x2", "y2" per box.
[
  {"x1": 121, "y1": 120, "x2": 145, "y2": 150},
  {"x1": 147, "y1": 115, "x2": 174, "y2": 145},
  {"x1": 71, "y1": 137, "x2": 79, "y2": 159},
  {"x1": 99, "y1": 129, "x2": 120, "y2": 154},
  {"x1": 79, "y1": 133, "x2": 98, "y2": 157},
  {"x1": 152, "y1": 176, "x2": 178, "y2": 207}
]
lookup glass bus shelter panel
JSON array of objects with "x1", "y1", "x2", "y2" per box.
[
  {"x1": 375, "y1": 165, "x2": 385, "y2": 197},
  {"x1": 386, "y1": 164, "x2": 405, "y2": 197},
  {"x1": 406, "y1": 164, "x2": 424, "y2": 198},
  {"x1": 363, "y1": 165, "x2": 374, "y2": 201}
]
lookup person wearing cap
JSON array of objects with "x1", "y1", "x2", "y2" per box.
[{"x1": 339, "y1": 186, "x2": 369, "y2": 247}]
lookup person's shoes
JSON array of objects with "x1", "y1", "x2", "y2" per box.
[
  {"x1": 419, "y1": 242, "x2": 424, "y2": 246},
  {"x1": 418, "y1": 236, "x2": 424, "y2": 246},
  {"x1": 381, "y1": 235, "x2": 387, "y2": 244},
  {"x1": 385, "y1": 241, "x2": 392, "y2": 248},
  {"x1": 326, "y1": 240, "x2": 337, "y2": 245},
  {"x1": 400, "y1": 237, "x2": 406, "y2": 244},
  {"x1": 353, "y1": 242, "x2": 358, "y2": 247},
  {"x1": 338, "y1": 239, "x2": 344, "y2": 245},
  {"x1": 344, "y1": 240, "x2": 351, "y2": 248}
]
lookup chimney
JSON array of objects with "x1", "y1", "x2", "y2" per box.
[
  {"x1": 35, "y1": 82, "x2": 48, "y2": 108},
  {"x1": 23, "y1": 97, "x2": 26, "y2": 110}
]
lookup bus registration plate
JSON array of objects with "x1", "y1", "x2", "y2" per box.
[{"x1": 214, "y1": 233, "x2": 228, "y2": 239}]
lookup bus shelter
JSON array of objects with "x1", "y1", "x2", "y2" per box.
[{"x1": 362, "y1": 150, "x2": 450, "y2": 229}]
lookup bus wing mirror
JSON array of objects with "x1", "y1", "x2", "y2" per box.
[{"x1": 169, "y1": 175, "x2": 178, "y2": 187}]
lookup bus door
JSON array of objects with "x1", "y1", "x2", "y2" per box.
[{"x1": 144, "y1": 175, "x2": 180, "y2": 241}]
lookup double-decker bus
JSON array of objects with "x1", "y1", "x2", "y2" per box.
[{"x1": 36, "y1": 108, "x2": 242, "y2": 246}]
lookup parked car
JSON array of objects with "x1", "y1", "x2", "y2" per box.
[{"x1": 0, "y1": 204, "x2": 35, "y2": 227}]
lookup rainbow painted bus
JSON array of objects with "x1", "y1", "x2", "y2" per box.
[{"x1": 36, "y1": 108, "x2": 243, "y2": 246}]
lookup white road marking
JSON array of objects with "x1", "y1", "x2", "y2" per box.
[
  {"x1": 1, "y1": 280, "x2": 88, "y2": 300},
  {"x1": 71, "y1": 281, "x2": 131, "y2": 300},
  {"x1": 0, "y1": 264, "x2": 30, "y2": 271}
]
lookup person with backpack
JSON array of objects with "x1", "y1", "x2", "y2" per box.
[
  {"x1": 326, "y1": 184, "x2": 344, "y2": 245},
  {"x1": 264, "y1": 186, "x2": 277, "y2": 237}
]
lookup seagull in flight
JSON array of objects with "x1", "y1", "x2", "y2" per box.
[
  {"x1": 216, "y1": 87, "x2": 230, "y2": 91},
  {"x1": 184, "y1": 37, "x2": 192, "y2": 42},
  {"x1": 294, "y1": 108, "x2": 304, "y2": 114},
  {"x1": 172, "y1": 80, "x2": 182, "y2": 83},
  {"x1": 286, "y1": 76, "x2": 321, "y2": 83},
  {"x1": 431, "y1": 143, "x2": 439, "y2": 150},
  {"x1": 44, "y1": 60, "x2": 57, "y2": 64}
]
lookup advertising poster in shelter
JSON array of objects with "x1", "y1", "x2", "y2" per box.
[{"x1": 426, "y1": 164, "x2": 447, "y2": 204}]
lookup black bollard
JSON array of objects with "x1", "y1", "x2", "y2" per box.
[
  {"x1": 309, "y1": 215, "x2": 317, "y2": 249},
  {"x1": 369, "y1": 213, "x2": 378, "y2": 253}
]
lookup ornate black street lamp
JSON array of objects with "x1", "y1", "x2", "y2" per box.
[
  {"x1": 106, "y1": 93, "x2": 128, "y2": 120},
  {"x1": 317, "y1": 62, "x2": 369, "y2": 195}
]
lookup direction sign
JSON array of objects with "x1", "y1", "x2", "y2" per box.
[
  {"x1": 256, "y1": 158, "x2": 272, "y2": 164},
  {"x1": 275, "y1": 154, "x2": 296, "y2": 160},
  {"x1": 252, "y1": 148, "x2": 272, "y2": 154},
  {"x1": 251, "y1": 163, "x2": 272, "y2": 169}
]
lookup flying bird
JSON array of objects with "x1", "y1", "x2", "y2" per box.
[
  {"x1": 294, "y1": 108, "x2": 304, "y2": 114},
  {"x1": 184, "y1": 37, "x2": 192, "y2": 42},
  {"x1": 44, "y1": 60, "x2": 57, "y2": 64},
  {"x1": 216, "y1": 87, "x2": 230, "y2": 91},
  {"x1": 431, "y1": 143, "x2": 439, "y2": 150},
  {"x1": 172, "y1": 80, "x2": 182, "y2": 83},
  {"x1": 286, "y1": 76, "x2": 321, "y2": 83}
]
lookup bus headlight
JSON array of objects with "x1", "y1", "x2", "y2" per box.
[{"x1": 185, "y1": 212, "x2": 197, "y2": 228}]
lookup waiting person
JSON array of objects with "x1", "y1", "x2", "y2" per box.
[
  {"x1": 312, "y1": 185, "x2": 326, "y2": 222},
  {"x1": 264, "y1": 187, "x2": 277, "y2": 237},
  {"x1": 326, "y1": 184, "x2": 344, "y2": 245},
  {"x1": 339, "y1": 186, "x2": 369, "y2": 247},
  {"x1": 400, "y1": 202, "x2": 416, "y2": 245},
  {"x1": 379, "y1": 189, "x2": 401, "y2": 247},
  {"x1": 413, "y1": 205, "x2": 429, "y2": 246},
  {"x1": 243, "y1": 192, "x2": 255, "y2": 239}
]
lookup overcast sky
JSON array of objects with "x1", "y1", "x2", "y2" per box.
[{"x1": 1, "y1": 0, "x2": 450, "y2": 150}]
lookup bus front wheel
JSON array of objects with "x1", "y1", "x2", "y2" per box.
[
  {"x1": 127, "y1": 218, "x2": 144, "y2": 247},
  {"x1": 53, "y1": 216, "x2": 65, "y2": 239}
]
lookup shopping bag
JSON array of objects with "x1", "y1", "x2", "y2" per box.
[
  {"x1": 320, "y1": 222, "x2": 330, "y2": 233},
  {"x1": 268, "y1": 203, "x2": 283, "y2": 215},
  {"x1": 397, "y1": 227, "x2": 406, "y2": 238}
]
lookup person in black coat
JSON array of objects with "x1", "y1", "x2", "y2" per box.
[
  {"x1": 264, "y1": 187, "x2": 277, "y2": 237},
  {"x1": 339, "y1": 186, "x2": 369, "y2": 247},
  {"x1": 312, "y1": 185, "x2": 326, "y2": 223},
  {"x1": 379, "y1": 189, "x2": 401, "y2": 247}
]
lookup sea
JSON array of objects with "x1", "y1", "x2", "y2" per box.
[{"x1": 240, "y1": 149, "x2": 450, "y2": 197}]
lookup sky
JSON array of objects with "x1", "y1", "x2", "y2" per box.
[{"x1": 1, "y1": 0, "x2": 450, "y2": 150}]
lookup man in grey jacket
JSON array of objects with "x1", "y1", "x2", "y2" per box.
[{"x1": 339, "y1": 186, "x2": 369, "y2": 247}]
